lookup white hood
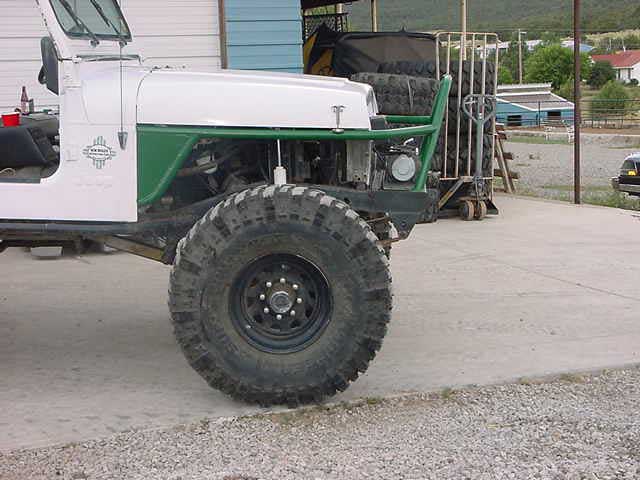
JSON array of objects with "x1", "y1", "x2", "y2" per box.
[{"x1": 136, "y1": 69, "x2": 378, "y2": 130}]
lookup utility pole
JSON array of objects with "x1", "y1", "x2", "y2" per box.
[
  {"x1": 518, "y1": 29, "x2": 527, "y2": 84},
  {"x1": 573, "y1": 0, "x2": 582, "y2": 204},
  {"x1": 461, "y1": 0, "x2": 467, "y2": 60},
  {"x1": 370, "y1": 0, "x2": 378, "y2": 32}
]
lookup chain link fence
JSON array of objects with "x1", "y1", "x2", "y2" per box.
[{"x1": 302, "y1": 13, "x2": 349, "y2": 41}]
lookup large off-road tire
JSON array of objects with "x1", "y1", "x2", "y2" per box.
[
  {"x1": 433, "y1": 132, "x2": 493, "y2": 177},
  {"x1": 350, "y1": 72, "x2": 439, "y2": 116},
  {"x1": 168, "y1": 185, "x2": 392, "y2": 405},
  {"x1": 379, "y1": 60, "x2": 496, "y2": 98}
]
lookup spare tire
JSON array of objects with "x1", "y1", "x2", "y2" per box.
[
  {"x1": 379, "y1": 60, "x2": 496, "y2": 98},
  {"x1": 433, "y1": 132, "x2": 494, "y2": 177},
  {"x1": 350, "y1": 72, "x2": 439, "y2": 116}
]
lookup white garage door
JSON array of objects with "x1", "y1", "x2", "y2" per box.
[{"x1": 0, "y1": 0, "x2": 221, "y2": 111}]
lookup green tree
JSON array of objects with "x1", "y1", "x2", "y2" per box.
[
  {"x1": 557, "y1": 77, "x2": 574, "y2": 101},
  {"x1": 498, "y1": 66, "x2": 514, "y2": 85},
  {"x1": 499, "y1": 33, "x2": 530, "y2": 83},
  {"x1": 588, "y1": 61, "x2": 617, "y2": 89},
  {"x1": 592, "y1": 80, "x2": 630, "y2": 118},
  {"x1": 524, "y1": 44, "x2": 592, "y2": 89}
]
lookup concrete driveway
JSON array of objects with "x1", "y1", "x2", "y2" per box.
[{"x1": 2, "y1": 195, "x2": 639, "y2": 452}]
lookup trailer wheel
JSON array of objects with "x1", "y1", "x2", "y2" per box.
[
  {"x1": 475, "y1": 200, "x2": 488, "y2": 220},
  {"x1": 169, "y1": 186, "x2": 392, "y2": 405},
  {"x1": 459, "y1": 200, "x2": 475, "y2": 221}
]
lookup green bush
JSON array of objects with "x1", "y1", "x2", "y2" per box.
[
  {"x1": 556, "y1": 77, "x2": 574, "y2": 101},
  {"x1": 498, "y1": 66, "x2": 514, "y2": 85},
  {"x1": 591, "y1": 81, "x2": 630, "y2": 117},
  {"x1": 588, "y1": 61, "x2": 616, "y2": 89}
]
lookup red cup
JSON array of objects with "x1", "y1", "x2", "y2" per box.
[{"x1": 2, "y1": 112, "x2": 20, "y2": 127}]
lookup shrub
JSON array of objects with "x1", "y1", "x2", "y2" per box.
[
  {"x1": 588, "y1": 61, "x2": 616, "y2": 89},
  {"x1": 591, "y1": 80, "x2": 630, "y2": 117}
]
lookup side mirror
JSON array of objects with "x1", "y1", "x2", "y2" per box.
[{"x1": 40, "y1": 37, "x2": 59, "y2": 95}]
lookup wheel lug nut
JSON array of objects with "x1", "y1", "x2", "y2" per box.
[
  {"x1": 266, "y1": 281, "x2": 272, "y2": 288},
  {"x1": 276, "y1": 314, "x2": 283, "y2": 321},
  {"x1": 292, "y1": 284, "x2": 299, "y2": 291},
  {"x1": 290, "y1": 310, "x2": 296, "y2": 317},
  {"x1": 296, "y1": 298, "x2": 302, "y2": 304},
  {"x1": 279, "y1": 278, "x2": 286, "y2": 284},
  {"x1": 263, "y1": 307, "x2": 270, "y2": 314},
  {"x1": 259, "y1": 294, "x2": 266, "y2": 301}
]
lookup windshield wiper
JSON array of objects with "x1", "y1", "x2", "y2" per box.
[
  {"x1": 57, "y1": 0, "x2": 100, "y2": 46},
  {"x1": 87, "y1": 0, "x2": 129, "y2": 46}
]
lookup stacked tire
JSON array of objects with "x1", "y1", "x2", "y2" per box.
[
  {"x1": 378, "y1": 60, "x2": 496, "y2": 180},
  {"x1": 378, "y1": 60, "x2": 496, "y2": 98},
  {"x1": 433, "y1": 134, "x2": 493, "y2": 178},
  {"x1": 350, "y1": 72, "x2": 440, "y2": 117}
]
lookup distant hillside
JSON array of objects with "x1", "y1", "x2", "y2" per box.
[{"x1": 346, "y1": 0, "x2": 640, "y2": 36}]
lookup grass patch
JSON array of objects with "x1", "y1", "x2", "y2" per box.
[
  {"x1": 518, "y1": 187, "x2": 640, "y2": 211},
  {"x1": 607, "y1": 144, "x2": 640, "y2": 150},
  {"x1": 559, "y1": 373, "x2": 585, "y2": 384},
  {"x1": 507, "y1": 136, "x2": 570, "y2": 145},
  {"x1": 541, "y1": 184, "x2": 612, "y2": 192},
  {"x1": 440, "y1": 387, "x2": 456, "y2": 401}
]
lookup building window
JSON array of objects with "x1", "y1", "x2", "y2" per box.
[
  {"x1": 507, "y1": 114, "x2": 522, "y2": 127},
  {"x1": 547, "y1": 111, "x2": 562, "y2": 121}
]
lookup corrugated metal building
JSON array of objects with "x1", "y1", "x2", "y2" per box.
[{"x1": 496, "y1": 83, "x2": 575, "y2": 127}]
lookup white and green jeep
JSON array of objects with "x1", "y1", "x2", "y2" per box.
[{"x1": 0, "y1": 0, "x2": 451, "y2": 405}]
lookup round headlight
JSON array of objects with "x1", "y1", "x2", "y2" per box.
[{"x1": 390, "y1": 154, "x2": 417, "y2": 182}]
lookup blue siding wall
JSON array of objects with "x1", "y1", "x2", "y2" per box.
[
  {"x1": 225, "y1": 0, "x2": 303, "y2": 73},
  {"x1": 497, "y1": 101, "x2": 575, "y2": 127}
]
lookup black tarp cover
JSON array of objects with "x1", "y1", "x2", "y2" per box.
[{"x1": 331, "y1": 31, "x2": 437, "y2": 77}]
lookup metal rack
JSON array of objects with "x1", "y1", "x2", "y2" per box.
[{"x1": 435, "y1": 32, "x2": 500, "y2": 216}]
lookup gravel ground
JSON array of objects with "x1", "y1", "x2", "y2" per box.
[
  {"x1": 2, "y1": 367, "x2": 639, "y2": 480},
  {"x1": 506, "y1": 140, "x2": 639, "y2": 201}
]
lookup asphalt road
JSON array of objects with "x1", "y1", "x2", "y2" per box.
[{"x1": 2, "y1": 195, "x2": 639, "y2": 452}]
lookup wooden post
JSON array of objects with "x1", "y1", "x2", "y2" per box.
[
  {"x1": 573, "y1": 0, "x2": 582, "y2": 204},
  {"x1": 371, "y1": 0, "x2": 378, "y2": 32},
  {"x1": 518, "y1": 29, "x2": 526, "y2": 84},
  {"x1": 218, "y1": 0, "x2": 228, "y2": 69}
]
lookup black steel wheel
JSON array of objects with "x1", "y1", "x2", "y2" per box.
[
  {"x1": 230, "y1": 254, "x2": 332, "y2": 354},
  {"x1": 169, "y1": 186, "x2": 392, "y2": 406}
]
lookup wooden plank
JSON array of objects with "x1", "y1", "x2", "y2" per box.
[{"x1": 494, "y1": 168, "x2": 520, "y2": 180}]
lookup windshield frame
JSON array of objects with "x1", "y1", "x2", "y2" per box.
[{"x1": 48, "y1": 0, "x2": 132, "y2": 43}]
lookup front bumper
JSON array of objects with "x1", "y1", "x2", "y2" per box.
[
  {"x1": 320, "y1": 186, "x2": 439, "y2": 238},
  {"x1": 612, "y1": 177, "x2": 640, "y2": 196}
]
